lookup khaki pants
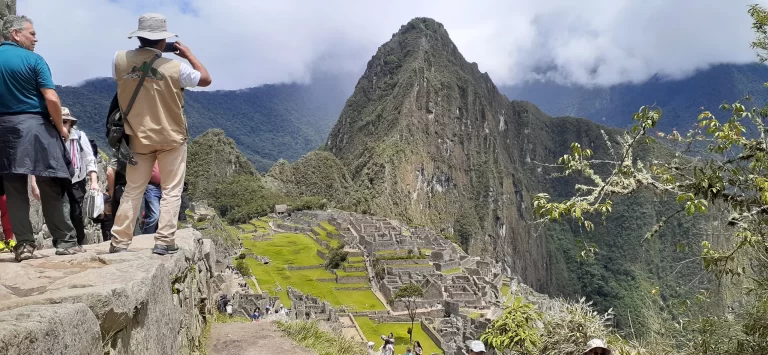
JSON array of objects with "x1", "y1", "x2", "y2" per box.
[{"x1": 111, "y1": 138, "x2": 187, "y2": 247}]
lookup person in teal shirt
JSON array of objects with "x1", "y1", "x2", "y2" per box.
[
  {"x1": 0, "y1": 38, "x2": 54, "y2": 113},
  {"x1": 0, "y1": 15, "x2": 80, "y2": 262}
]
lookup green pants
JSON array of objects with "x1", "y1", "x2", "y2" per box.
[{"x1": 2, "y1": 174, "x2": 77, "y2": 249}]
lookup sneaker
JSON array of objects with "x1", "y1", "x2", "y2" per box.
[
  {"x1": 8, "y1": 239, "x2": 16, "y2": 250},
  {"x1": 109, "y1": 244, "x2": 128, "y2": 254},
  {"x1": 0, "y1": 240, "x2": 6, "y2": 253},
  {"x1": 13, "y1": 242, "x2": 36, "y2": 262},
  {"x1": 55, "y1": 246, "x2": 86, "y2": 256},
  {"x1": 152, "y1": 244, "x2": 179, "y2": 255}
]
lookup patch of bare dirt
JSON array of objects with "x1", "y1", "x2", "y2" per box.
[{"x1": 207, "y1": 320, "x2": 315, "y2": 355}]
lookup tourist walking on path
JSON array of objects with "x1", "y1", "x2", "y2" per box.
[
  {"x1": 109, "y1": 13, "x2": 211, "y2": 255},
  {"x1": 30, "y1": 107, "x2": 98, "y2": 248},
  {"x1": 413, "y1": 340, "x2": 423, "y2": 355},
  {"x1": 0, "y1": 15, "x2": 80, "y2": 262},
  {"x1": 0, "y1": 193, "x2": 15, "y2": 252}
]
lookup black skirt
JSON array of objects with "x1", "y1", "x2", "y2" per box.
[{"x1": 0, "y1": 113, "x2": 73, "y2": 179}]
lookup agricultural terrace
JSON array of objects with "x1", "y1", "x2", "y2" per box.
[
  {"x1": 355, "y1": 316, "x2": 442, "y2": 355},
  {"x1": 237, "y1": 218, "x2": 385, "y2": 311}
]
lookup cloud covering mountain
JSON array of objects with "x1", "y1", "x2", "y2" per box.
[{"x1": 17, "y1": 0, "x2": 768, "y2": 89}]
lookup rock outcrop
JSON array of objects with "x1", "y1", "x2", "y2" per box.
[{"x1": 0, "y1": 229, "x2": 216, "y2": 355}]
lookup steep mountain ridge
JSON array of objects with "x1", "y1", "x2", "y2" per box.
[
  {"x1": 326, "y1": 17, "x2": 711, "y2": 329},
  {"x1": 329, "y1": 17, "x2": 584, "y2": 288}
]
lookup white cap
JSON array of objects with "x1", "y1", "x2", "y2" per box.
[{"x1": 468, "y1": 340, "x2": 486, "y2": 352}]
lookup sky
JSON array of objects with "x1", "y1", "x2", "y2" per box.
[{"x1": 14, "y1": 0, "x2": 768, "y2": 90}]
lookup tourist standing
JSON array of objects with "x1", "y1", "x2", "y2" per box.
[
  {"x1": 109, "y1": 13, "x2": 211, "y2": 254},
  {"x1": 225, "y1": 302, "x2": 233, "y2": 318},
  {"x1": 30, "y1": 107, "x2": 98, "y2": 248},
  {"x1": 413, "y1": 340, "x2": 423, "y2": 355},
  {"x1": 0, "y1": 15, "x2": 80, "y2": 261}
]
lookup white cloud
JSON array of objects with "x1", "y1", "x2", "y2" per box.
[{"x1": 15, "y1": 0, "x2": 768, "y2": 89}]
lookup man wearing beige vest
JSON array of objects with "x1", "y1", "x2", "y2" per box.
[{"x1": 110, "y1": 13, "x2": 211, "y2": 255}]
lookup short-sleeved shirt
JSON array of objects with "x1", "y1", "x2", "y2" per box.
[
  {"x1": 0, "y1": 41, "x2": 55, "y2": 114},
  {"x1": 111, "y1": 48, "x2": 200, "y2": 88}
]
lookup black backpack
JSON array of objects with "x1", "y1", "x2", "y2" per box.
[{"x1": 89, "y1": 138, "x2": 98, "y2": 158}]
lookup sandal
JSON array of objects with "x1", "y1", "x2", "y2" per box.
[
  {"x1": 55, "y1": 245, "x2": 86, "y2": 256},
  {"x1": 13, "y1": 242, "x2": 36, "y2": 262}
]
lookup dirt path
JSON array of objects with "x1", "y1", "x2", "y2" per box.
[{"x1": 207, "y1": 320, "x2": 315, "y2": 355}]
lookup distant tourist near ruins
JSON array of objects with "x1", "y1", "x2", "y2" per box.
[{"x1": 3, "y1": 1, "x2": 768, "y2": 355}]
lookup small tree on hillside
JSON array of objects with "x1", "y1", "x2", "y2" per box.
[
  {"x1": 393, "y1": 283, "x2": 425, "y2": 343},
  {"x1": 234, "y1": 258, "x2": 251, "y2": 277},
  {"x1": 325, "y1": 244, "x2": 348, "y2": 270}
]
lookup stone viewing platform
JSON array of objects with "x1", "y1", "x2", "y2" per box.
[{"x1": 0, "y1": 229, "x2": 216, "y2": 355}]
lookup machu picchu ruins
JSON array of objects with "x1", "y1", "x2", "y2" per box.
[{"x1": 213, "y1": 208, "x2": 565, "y2": 355}]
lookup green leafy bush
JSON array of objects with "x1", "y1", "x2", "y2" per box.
[{"x1": 481, "y1": 296, "x2": 542, "y2": 354}]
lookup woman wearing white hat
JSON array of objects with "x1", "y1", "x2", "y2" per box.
[
  {"x1": 30, "y1": 107, "x2": 98, "y2": 251},
  {"x1": 583, "y1": 338, "x2": 611, "y2": 355}
]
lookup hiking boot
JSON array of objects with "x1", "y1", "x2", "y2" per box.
[
  {"x1": 152, "y1": 244, "x2": 179, "y2": 256},
  {"x1": 55, "y1": 245, "x2": 86, "y2": 256},
  {"x1": 13, "y1": 242, "x2": 36, "y2": 262},
  {"x1": 109, "y1": 244, "x2": 128, "y2": 254}
]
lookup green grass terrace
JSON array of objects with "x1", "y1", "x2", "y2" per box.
[
  {"x1": 441, "y1": 267, "x2": 462, "y2": 275},
  {"x1": 313, "y1": 226, "x2": 340, "y2": 248},
  {"x1": 241, "y1": 232, "x2": 385, "y2": 311},
  {"x1": 355, "y1": 316, "x2": 443, "y2": 355}
]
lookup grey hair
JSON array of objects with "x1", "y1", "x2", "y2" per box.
[{"x1": 1, "y1": 15, "x2": 32, "y2": 41}]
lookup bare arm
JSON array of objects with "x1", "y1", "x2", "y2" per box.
[
  {"x1": 89, "y1": 171, "x2": 99, "y2": 190},
  {"x1": 28, "y1": 176, "x2": 40, "y2": 201},
  {"x1": 106, "y1": 167, "x2": 115, "y2": 198},
  {"x1": 40, "y1": 88, "x2": 68, "y2": 139},
  {"x1": 174, "y1": 42, "x2": 212, "y2": 87}
]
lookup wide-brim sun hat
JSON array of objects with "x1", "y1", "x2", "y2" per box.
[
  {"x1": 128, "y1": 13, "x2": 178, "y2": 40},
  {"x1": 61, "y1": 107, "x2": 77, "y2": 122},
  {"x1": 467, "y1": 340, "x2": 486, "y2": 352},
  {"x1": 583, "y1": 339, "x2": 611, "y2": 355}
]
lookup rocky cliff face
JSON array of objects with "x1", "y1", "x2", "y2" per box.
[
  {"x1": 0, "y1": 229, "x2": 216, "y2": 355},
  {"x1": 326, "y1": 17, "x2": 710, "y2": 326}
]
